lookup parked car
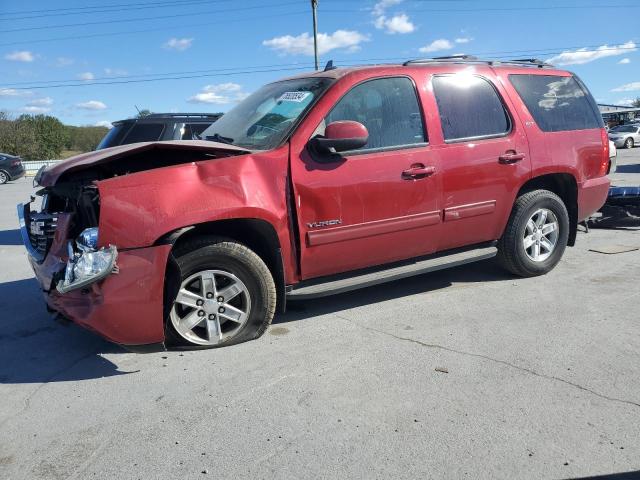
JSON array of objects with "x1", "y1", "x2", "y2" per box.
[
  {"x1": 609, "y1": 140, "x2": 617, "y2": 173},
  {"x1": 608, "y1": 124, "x2": 640, "y2": 149},
  {"x1": 0, "y1": 153, "x2": 25, "y2": 184},
  {"x1": 18, "y1": 57, "x2": 610, "y2": 351},
  {"x1": 96, "y1": 113, "x2": 222, "y2": 150}
]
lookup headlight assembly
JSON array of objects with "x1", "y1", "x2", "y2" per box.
[{"x1": 57, "y1": 232, "x2": 117, "y2": 293}]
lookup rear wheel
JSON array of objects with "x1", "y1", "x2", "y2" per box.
[
  {"x1": 625, "y1": 137, "x2": 634, "y2": 149},
  {"x1": 0, "y1": 171, "x2": 8, "y2": 185},
  {"x1": 166, "y1": 237, "x2": 276, "y2": 348},
  {"x1": 497, "y1": 190, "x2": 569, "y2": 277}
]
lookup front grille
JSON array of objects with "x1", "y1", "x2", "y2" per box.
[{"x1": 27, "y1": 212, "x2": 58, "y2": 258}]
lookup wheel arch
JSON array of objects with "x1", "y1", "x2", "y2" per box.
[
  {"x1": 514, "y1": 173, "x2": 578, "y2": 246},
  {"x1": 157, "y1": 218, "x2": 287, "y2": 315}
]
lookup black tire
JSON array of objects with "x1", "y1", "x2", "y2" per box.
[
  {"x1": 497, "y1": 189, "x2": 569, "y2": 277},
  {"x1": 625, "y1": 138, "x2": 634, "y2": 149},
  {"x1": 0, "y1": 170, "x2": 8, "y2": 185},
  {"x1": 166, "y1": 236, "x2": 276, "y2": 348}
]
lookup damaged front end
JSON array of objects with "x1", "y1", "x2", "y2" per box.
[
  {"x1": 18, "y1": 179, "x2": 107, "y2": 292},
  {"x1": 17, "y1": 141, "x2": 253, "y2": 349}
]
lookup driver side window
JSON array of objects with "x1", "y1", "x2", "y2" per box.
[{"x1": 324, "y1": 77, "x2": 426, "y2": 151}]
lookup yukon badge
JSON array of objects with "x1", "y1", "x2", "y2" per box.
[{"x1": 307, "y1": 219, "x2": 341, "y2": 229}]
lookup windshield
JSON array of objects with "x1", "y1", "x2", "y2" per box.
[
  {"x1": 200, "y1": 77, "x2": 333, "y2": 150},
  {"x1": 611, "y1": 125, "x2": 638, "y2": 133}
]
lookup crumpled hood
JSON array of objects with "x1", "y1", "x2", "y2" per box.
[{"x1": 37, "y1": 140, "x2": 250, "y2": 186}]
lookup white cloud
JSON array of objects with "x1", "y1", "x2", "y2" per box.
[
  {"x1": 21, "y1": 106, "x2": 50, "y2": 114},
  {"x1": 76, "y1": 100, "x2": 107, "y2": 110},
  {"x1": 615, "y1": 98, "x2": 635, "y2": 106},
  {"x1": 55, "y1": 57, "x2": 74, "y2": 67},
  {"x1": 104, "y1": 67, "x2": 127, "y2": 76},
  {"x1": 455, "y1": 37, "x2": 472, "y2": 44},
  {"x1": 94, "y1": 120, "x2": 113, "y2": 128},
  {"x1": 187, "y1": 83, "x2": 249, "y2": 105},
  {"x1": 27, "y1": 97, "x2": 53, "y2": 107},
  {"x1": 373, "y1": 0, "x2": 403, "y2": 16},
  {"x1": 163, "y1": 37, "x2": 194, "y2": 51},
  {"x1": 0, "y1": 88, "x2": 33, "y2": 97},
  {"x1": 263, "y1": 30, "x2": 369, "y2": 56},
  {"x1": 612, "y1": 82, "x2": 640, "y2": 92},
  {"x1": 374, "y1": 14, "x2": 415, "y2": 34},
  {"x1": 5, "y1": 50, "x2": 35, "y2": 62},
  {"x1": 419, "y1": 39, "x2": 454, "y2": 53},
  {"x1": 547, "y1": 41, "x2": 636, "y2": 66},
  {"x1": 78, "y1": 72, "x2": 95, "y2": 81},
  {"x1": 619, "y1": 58, "x2": 631, "y2": 64}
]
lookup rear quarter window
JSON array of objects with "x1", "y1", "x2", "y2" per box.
[{"x1": 509, "y1": 74, "x2": 603, "y2": 132}]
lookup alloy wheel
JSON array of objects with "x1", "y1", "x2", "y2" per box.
[
  {"x1": 170, "y1": 269, "x2": 251, "y2": 346},
  {"x1": 0, "y1": 171, "x2": 7, "y2": 184},
  {"x1": 523, "y1": 208, "x2": 559, "y2": 262}
]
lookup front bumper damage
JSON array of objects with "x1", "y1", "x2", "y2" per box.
[{"x1": 18, "y1": 201, "x2": 170, "y2": 350}]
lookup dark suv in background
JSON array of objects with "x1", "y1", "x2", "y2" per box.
[
  {"x1": 96, "y1": 113, "x2": 221, "y2": 150},
  {"x1": 0, "y1": 153, "x2": 25, "y2": 184}
]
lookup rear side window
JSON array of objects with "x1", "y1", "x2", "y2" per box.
[
  {"x1": 509, "y1": 74, "x2": 603, "y2": 132},
  {"x1": 325, "y1": 76, "x2": 426, "y2": 151},
  {"x1": 432, "y1": 74, "x2": 510, "y2": 142},
  {"x1": 96, "y1": 123, "x2": 130, "y2": 149},
  {"x1": 123, "y1": 123, "x2": 165, "y2": 144},
  {"x1": 182, "y1": 123, "x2": 210, "y2": 140}
]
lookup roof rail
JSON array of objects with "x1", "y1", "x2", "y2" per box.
[
  {"x1": 403, "y1": 56, "x2": 553, "y2": 68},
  {"x1": 144, "y1": 113, "x2": 222, "y2": 118}
]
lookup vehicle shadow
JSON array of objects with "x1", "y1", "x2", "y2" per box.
[
  {"x1": 0, "y1": 228, "x2": 22, "y2": 246},
  {"x1": 275, "y1": 259, "x2": 512, "y2": 324},
  {"x1": 0, "y1": 278, "x2": 135, "y2": 384}
]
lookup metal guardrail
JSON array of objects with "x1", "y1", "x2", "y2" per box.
[{"x1": 22, "y1": 160, "x2": 62, "y2": 176}]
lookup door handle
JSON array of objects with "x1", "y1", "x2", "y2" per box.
[
  {"x1": 499, "y1": 151, "x2": 526, "y2": 164},
  {"x1": 402, "y1": 164, "x2": 436, "y2": 179}
]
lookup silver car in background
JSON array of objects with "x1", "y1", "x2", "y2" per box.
[{"x1": 608, "y1": 124, "x2": 640, "y2": 149}]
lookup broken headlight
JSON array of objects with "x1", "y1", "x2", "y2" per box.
[{"x1": 57, "y1": 228, "x2": 117, "y2": 293}]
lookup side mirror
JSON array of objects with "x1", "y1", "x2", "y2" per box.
[{"x1": 311, "y1": 120, "x2": 369, "y2": 154}]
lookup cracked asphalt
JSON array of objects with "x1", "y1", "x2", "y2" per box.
[{"x1": 1, "y1": 151, "x2": 639, "y2": 479}]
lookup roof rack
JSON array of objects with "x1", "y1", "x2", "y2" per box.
[
  {"x1": 144, "y1": 113, "x2": 222, "y2": 118},
  {"x1": 403, "y1": 56, "x2": 553, "y2": 68}
]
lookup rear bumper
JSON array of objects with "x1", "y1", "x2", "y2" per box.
[
  {"x1": 5, "y1": 164, "x2": 25, "y2": 180},
  {"x1": 578, "y1": 176, "x2": 610, "y2": 221},
  {"x1": 28, "y1": 239, "x2": 171, "y2": 347}
]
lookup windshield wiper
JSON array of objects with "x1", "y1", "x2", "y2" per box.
[{"x1": 205, "y1": 133, "x2": 235, "y2": 145}]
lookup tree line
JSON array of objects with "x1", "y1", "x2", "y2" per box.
[{"x1": 0, "y1": 111, "x2": 109, "y2": 160}]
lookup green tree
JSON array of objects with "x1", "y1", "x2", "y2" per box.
[
  {"x1": 632, "y1": 98, "x2": 640, "y2": 108},
  {"x1": 136, "y1": 109, "x2": 152, "y2": 118},
  {"x1": 0, "y1": 112, "x2": 67, "y2": 159}
]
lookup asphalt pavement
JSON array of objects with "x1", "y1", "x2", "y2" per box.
[{"x1": 1, "y1": 151, "x2": 639, "y2": 480}]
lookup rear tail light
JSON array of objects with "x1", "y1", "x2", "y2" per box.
[
  {"x1": 11, "y1": 159, "x2": 21, "y2": 166},
  {"x1": 598, "y1": 129, "x2": 609, "y2": 176}
]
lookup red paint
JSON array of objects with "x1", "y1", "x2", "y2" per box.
[
  {"x1": 29, "y1": 63, "x2": 610, "y2": 348},
  {"x1": 307, "y1": 211, "x2": 441, "y2": 247},
  {"x1": 325, "y1": 120, "x2": 368, "y2": 141}
]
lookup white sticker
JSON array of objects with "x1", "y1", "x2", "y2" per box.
[{"x1": 278, "y1": 91, "x2": 311, "y2": 102}]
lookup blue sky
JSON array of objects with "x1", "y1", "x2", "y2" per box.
[{"x1": 1, "y1": 0, "x2": 639, "y2": 127}]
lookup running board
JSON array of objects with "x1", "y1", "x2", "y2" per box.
[{"x1": 287, "y1": 245, "x2": 497, "y2": 300}]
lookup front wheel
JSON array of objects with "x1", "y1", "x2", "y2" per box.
[
  {"x1": 166, "y1": 237, "x2": 276, "y2": 348},
  {"x1": 625, "y1": 137, "x2": 634, "y2": 149},
  {"x1": 497, "y1": 190, "x2": 569, "y2": 277}
]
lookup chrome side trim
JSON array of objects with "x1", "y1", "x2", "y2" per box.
[{"x1": 17, "y1": 203, "x2": 44, "y2": 263}]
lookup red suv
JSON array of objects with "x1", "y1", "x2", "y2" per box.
[{"x1": 18, "y1": 57, "x2": 610, "y2": 351}]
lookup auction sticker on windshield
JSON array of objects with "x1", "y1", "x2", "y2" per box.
[{"x1": 278, "y1": 91, "x2": 311, "y2": 102}]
